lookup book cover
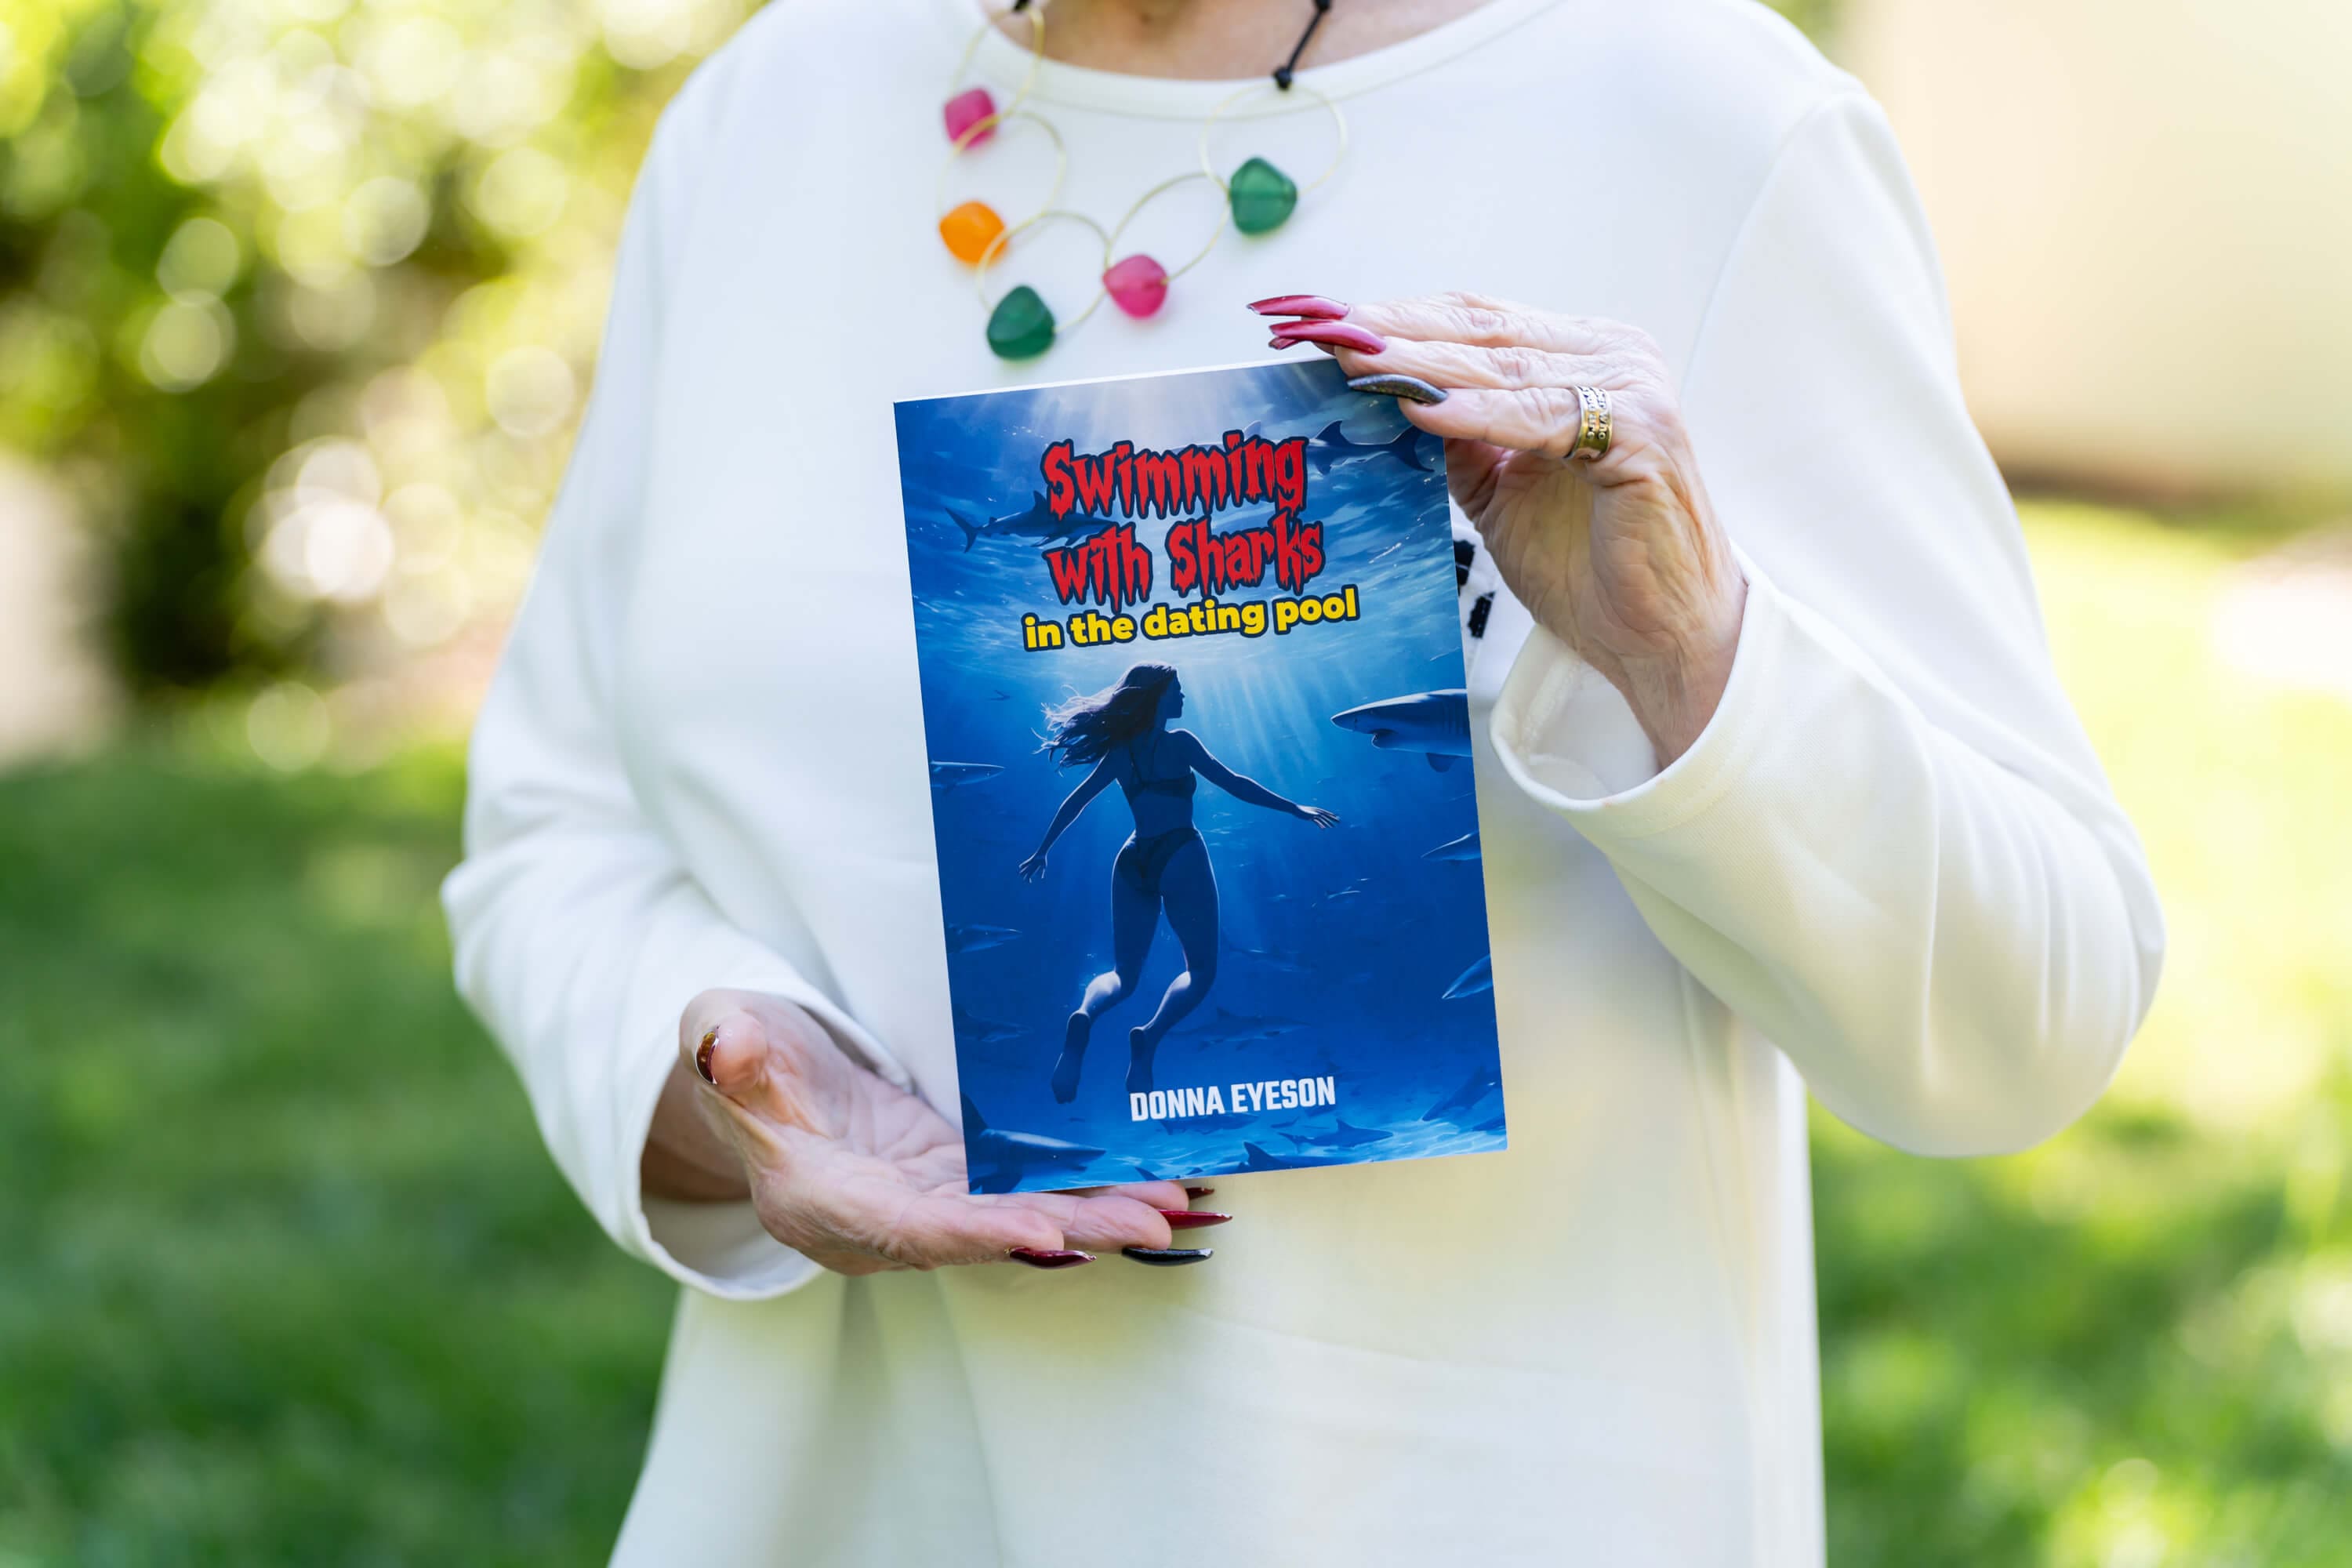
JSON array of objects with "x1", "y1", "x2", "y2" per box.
[{"x1": 892, "y1": 358, "x2": 1504, "y2": 1194}]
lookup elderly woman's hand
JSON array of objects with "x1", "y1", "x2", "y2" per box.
[
  {"x1": 657, "y1": 989, "x2": 1197, "y2": 1273},
  {"x1": 1270, "y1": 292, "x2": 1748, "y2": 765}
]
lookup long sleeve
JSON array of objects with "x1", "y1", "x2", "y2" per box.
[
  {"x1": 1487, "y1": 91, "x2": 2165, "y2": 1157},
  {"x1": 440, "y1": 101, "x2": 909, "y2": 1298}
]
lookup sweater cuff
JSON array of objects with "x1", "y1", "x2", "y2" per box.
[
  {"x1": 613, "y1": 953, "x2": 915, "y2": 1302},
  {"x1": 1486, "y1": 550, "x2": 1791, "y2": 842}
]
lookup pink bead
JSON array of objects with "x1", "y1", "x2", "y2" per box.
[
  {"x1": 944, "y1": 87, "x2": 996, "y2": 148},
  {"x1": 1104, "y1": 254, "x2": 1170, "y2": 318}
]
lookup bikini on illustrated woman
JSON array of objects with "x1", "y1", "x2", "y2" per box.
[{"x1": 1018, "y1": 662, "x2": 1338, "y2": 1102}]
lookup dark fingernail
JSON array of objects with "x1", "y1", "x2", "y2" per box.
[
  {"x1": 1123, "y1": 1246, "x2": 1213, "y2": 1265},
  {"x1": 1009, "y1": 1248, "x2": 1094, "y2": 1269},
  {"x1": 1269, "y1": 320, "x2": 1386, "y2": 354},
  {"x1": 1348, "y1": 372, "x2": 1447, "y2": 405},
  {"x1": 695, "y1": 1028, "x2": 718, "y2": 1084},
  {"x1": 1160, "y1": 1209, "x2": 1232, "y2": 1229},
  {"x1": 1248, "y1": 293, "x2": 1350, "y2": 319},
  {"x1": 1185, "y1": 1186, "x2": 1215, "y2": 1198}
]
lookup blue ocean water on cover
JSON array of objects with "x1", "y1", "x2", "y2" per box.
[{"x1": 894, "y1": 358, "x2": 1504, "y2": 1193}]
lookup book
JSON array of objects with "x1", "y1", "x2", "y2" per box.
[{"x1": 891, "y1": 358, "x2": 1504, "y2": 1194}]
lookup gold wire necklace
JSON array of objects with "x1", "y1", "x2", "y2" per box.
[{"x1": 935, "y1": 0, "x2": 1350, "y2": 358}]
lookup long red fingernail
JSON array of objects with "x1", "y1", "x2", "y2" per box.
[
  {"x1": 1270, "y1": 320, "x2": 1385, "y2": 354},
  {"x1": 1160, "y1": 1209, "x2": 1232, "y2": 1229},
  {"x1": 1185, "y1": 1186, "x2": 1215, "y2": 1198},
  {"x1": 695, "y1": 1028, "x2": 718, "y2": 1084},
  {"x1": 1248, "y1": 294, "x2": 1350, "y2": 319},
  {"x1": 1009, "y1": 1248, "x2": 1094, "y2": 1269}
]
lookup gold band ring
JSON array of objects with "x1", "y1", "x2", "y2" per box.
[{"x1": 1570, "y1": 386, "x2": 1613, "y2": 461}]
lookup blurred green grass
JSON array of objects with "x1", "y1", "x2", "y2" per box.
[
  {"x1": 1817, "y1": 499, "x2": 2352, "y2": 1566},
  {"x1": 4, "y1": 498, "x2": 2350, "y2": 1563},
  {"x1": 0, "y1": 749, "x2": 671, "y2": 1563}
]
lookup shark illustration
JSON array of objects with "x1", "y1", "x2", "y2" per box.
[
  {"x1": 1330, "y1": 688, "x2": 1472, "y2": 771},
  {"x1": 1307, "y1": 419, "x2": 1430, "y2": 474},
  {"x1": 946, "y1": 491, "x2": 1122, "y2": 551},
  {"x1": 1422, "y1": 829, "x2": 1481, "y2": 862},
  {"x1": 1229, "y1": 942, "x2": 1308, "y2": 974},
  {"x1": 1199, "y1": 1006, "x2": 1309, "y2": 1044},
  {"x1": 951, "y1": 1001, "x2": 1021, "y2": 1046},
  {"x1": 963, "y1": 1094, "x2": 1106, "y2": 1192},
  {"x1": 929, "y1": 760, "x2": 1004, "y2": 791},
  {"x1": 945, "y1": 921, "x2": 1022, "y2": 955},
  {"x1": 1443, "y1": 953, "x2": 1494, "y2": 1000},
  {"x1": 1307, "y1": 1119, "x2": 1392, "y2": 1148},
  {"x1": 1240, "y1": 1140, "x2": 1348, "y2": 1172},
  {"x1": 1424, "y1": 1059, "x2": 1502, "y2": 1120}
]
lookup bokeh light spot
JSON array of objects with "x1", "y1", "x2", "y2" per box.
[
  {"x1": 138, "y1": 296, "x2": 233, "y2": 391},
  {"x1": 157, "y1": 216, "x2": 243, "y2": 297},
  {"x1": 246, "y1": 682, "x2": 331, "y2": 771},
  {"x1": 485, "y1": 346, "x2": 574, "y2": 439}
]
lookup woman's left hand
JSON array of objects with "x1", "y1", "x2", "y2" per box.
[{"x1": 1274, "y1": 292, "x2": 1748, "y2": 765}]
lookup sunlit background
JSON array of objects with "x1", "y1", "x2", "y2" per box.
[{"x1": 3, "y1": 0, "x2": 2349, "y2": 1562}]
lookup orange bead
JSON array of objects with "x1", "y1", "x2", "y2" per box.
[{"x1": 940, "y1": 200, "x2": 1006, "y2": 265}]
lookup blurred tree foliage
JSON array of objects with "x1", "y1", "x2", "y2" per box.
[
  {"x1": 0, "y1": 0, "x2": 1836, "y2": 696},
  {"x1": 0, "y1": 0, "x2": 754, "y2": 693}
]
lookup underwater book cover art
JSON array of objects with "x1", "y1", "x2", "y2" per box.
[{"x1": 892, "y1": 358, "x2": 1504, "y2": 1195}]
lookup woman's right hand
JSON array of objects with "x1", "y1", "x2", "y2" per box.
[
  {"x1": 1295, "y1": 804, "x2": 1340, "y2": 828},
  {"x1": 670, "y1": 989, "x2": 1189, "y2": 1273},
  {"x1": 1017, "y1": 848, "x2": 1048, "y2": 881}
]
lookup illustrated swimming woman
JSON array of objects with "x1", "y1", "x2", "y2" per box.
[{"x1": 1019, "y1": 663, "x2": 1338, "y2": 1103}]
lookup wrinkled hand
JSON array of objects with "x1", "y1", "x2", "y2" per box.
[
  {"x1": 1292, "y1": 291, "x2": 1748, "y2": 765},
  {"x1": 677, "y1": 989, "x2": 1184, "y2": 1274}
]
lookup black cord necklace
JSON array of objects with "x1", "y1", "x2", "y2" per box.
[
  {"x1": 938, "y1": 2, "x2": 1352, "y2": 358},
  {"x1": 1007, "y1": 0, "x2": 1334, "y2": 91}
]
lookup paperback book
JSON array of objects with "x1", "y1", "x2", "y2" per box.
[{"x1": 892, "y1": 358, "x2": 1505, "y2": 1193}]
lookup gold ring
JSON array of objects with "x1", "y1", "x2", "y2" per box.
[{"x1": 1570, "y1": 386, "x2": 1612, "y2": 461}]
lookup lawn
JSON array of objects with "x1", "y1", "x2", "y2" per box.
[
  {"x1": 0, "y1": 750, "x2": 670, "y2": 1564},
  {"x1": 3, "y1": 499, "x2": 2349, "y2": 1564},
  {"x1": 1816, "y1": 500, "x2": 2352, "y2": 1567}
]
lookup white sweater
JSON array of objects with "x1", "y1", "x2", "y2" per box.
[{"x1": 441, "y1": 1, "x2": 2165, "y2": 1561}]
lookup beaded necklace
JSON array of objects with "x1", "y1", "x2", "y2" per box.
[{"x1": 935, "y1": 0, "x2": 1349, "y2": 359}]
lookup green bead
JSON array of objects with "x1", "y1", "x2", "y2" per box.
[
  {"x1": 986, "y1": 285, "x2": 1055, "y2": 359},
  {"x1": 1228, "y1": 156, "x2": 1298, "y2": 235}
]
